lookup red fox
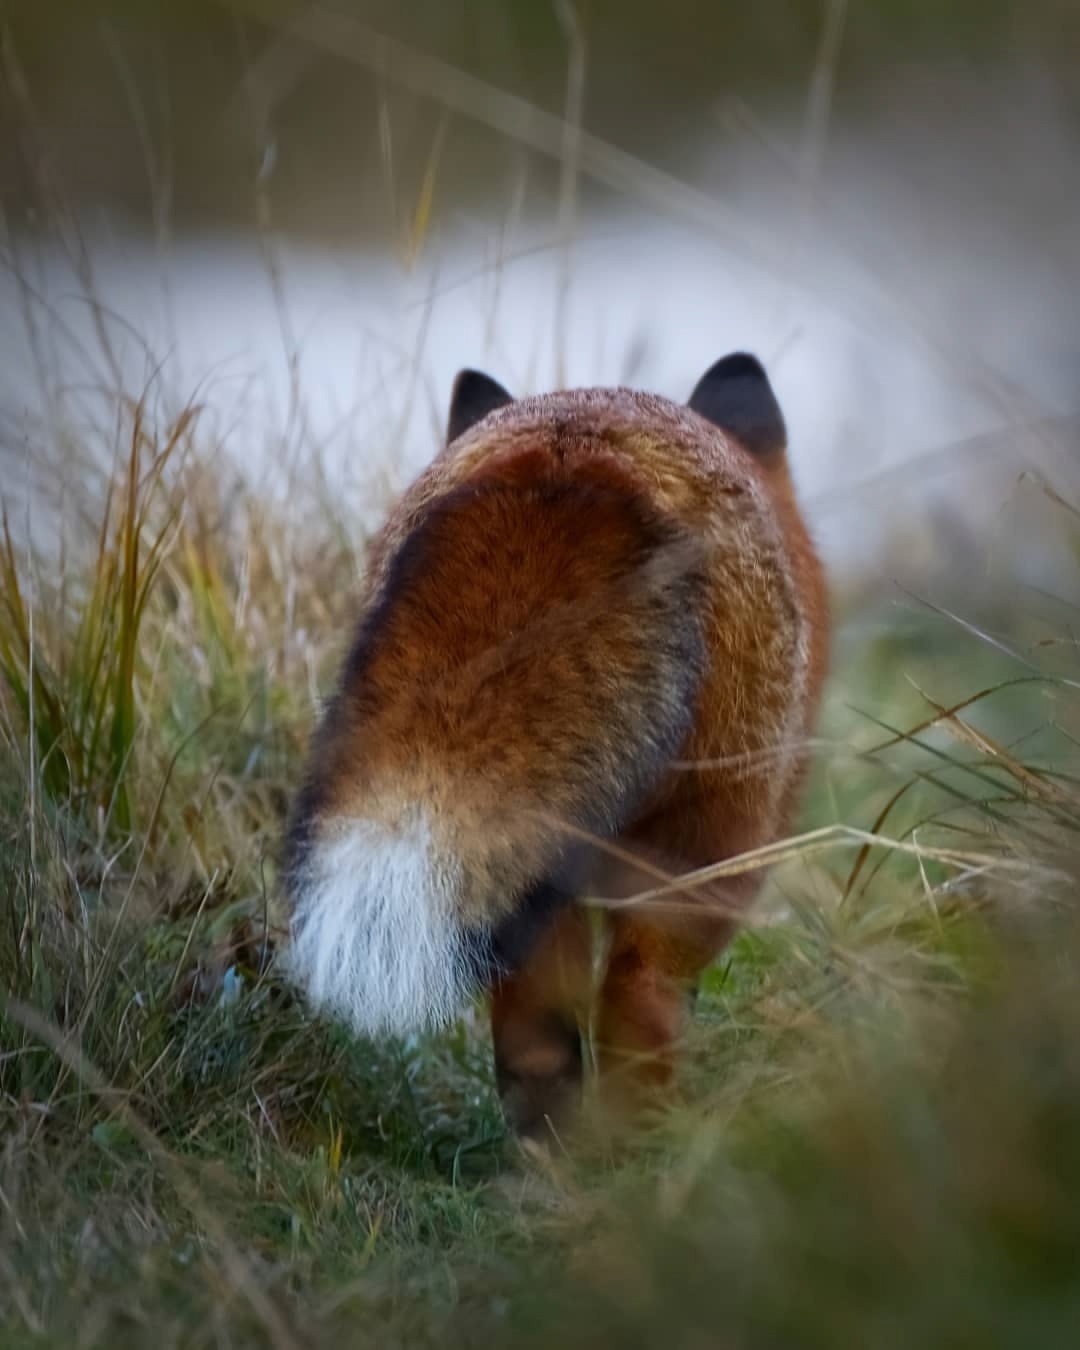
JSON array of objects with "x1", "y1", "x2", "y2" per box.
[{"x1": 284, "y1": 354, "x2": 829, "y2": 1135}]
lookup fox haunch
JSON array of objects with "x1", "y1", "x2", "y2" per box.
[{"x1": 284, "y1": 353, "x2": 829, "y2": 1135}]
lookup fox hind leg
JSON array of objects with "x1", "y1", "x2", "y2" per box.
[
  {"x1": 595, "y1": 879, "x2": 752, "y2": 1109},
  {"x1": 489, "y1": 904, "x2": 594, "y2": 1141}
]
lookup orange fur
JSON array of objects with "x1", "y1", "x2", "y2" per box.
[{"x1": 285, "y1": 368, "x2": 829, "y2": 1137}]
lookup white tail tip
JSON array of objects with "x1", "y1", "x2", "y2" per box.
[{"x1": 286, "y1": 813, "x2": 481, "y2": 1036}]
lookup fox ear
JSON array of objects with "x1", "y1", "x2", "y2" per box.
[
  {"x1": 447, "y1": 369, "x2": 514, "y2": 443},
  {"x1": 687, "y1": 352, "x2": 786, "y2": 460}
]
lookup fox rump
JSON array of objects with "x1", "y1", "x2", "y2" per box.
[{"x1": 285, "y1": 354, "x2": 828, "y2": 1127}]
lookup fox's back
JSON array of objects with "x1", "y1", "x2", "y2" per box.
[
  {"x1": 381, "y1": 387, "x2": 791, "y2": 563},
  {"x1": 363, "y1": 386, "x2": 825, "y2": 857}
]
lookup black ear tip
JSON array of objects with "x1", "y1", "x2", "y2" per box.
[
  {"x1": 687, "y1": 351, "x2": 786, "y2": 460},
  {"x1": 450, "y1": 367, "x2": 494, "y2": 397},
  {"x1": 701, "y1": 352, "x2": 768, "y2": 383},
  {"x1": 447, "y1": 368, "x2": 513, "y2": 443}
]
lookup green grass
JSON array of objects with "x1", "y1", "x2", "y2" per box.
[{"x1": 1, "y1": 389, "x2": 1079, "y2": 1348}]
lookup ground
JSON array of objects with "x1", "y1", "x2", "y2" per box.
[{"x1": 1, "y1": 412, "x2": 1079, "y2": 1348}]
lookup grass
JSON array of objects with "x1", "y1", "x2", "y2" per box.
[{"x1": 1, "y1": 380, "x2": 1079, "y2": 1348}]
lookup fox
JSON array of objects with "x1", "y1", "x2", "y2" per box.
[{"x1": 284, "y1": 352, "x2": 829, "y2": 1137}]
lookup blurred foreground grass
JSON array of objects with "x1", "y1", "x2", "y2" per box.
[{"x1": 1, "y1": 390, "x2": 1079, "y2": 1348}]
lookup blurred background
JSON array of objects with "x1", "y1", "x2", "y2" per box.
[{"x1": 3, "y1": 0, "x2": 1078, "y2": 600}]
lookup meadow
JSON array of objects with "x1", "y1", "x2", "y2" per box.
[{"x1": 0, "y1": 362, "x2": 1078, "y2": 1347}]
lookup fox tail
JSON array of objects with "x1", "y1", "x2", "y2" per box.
[{"x1": 284, "y1": 457, "x2": 709, "y2": 1036}]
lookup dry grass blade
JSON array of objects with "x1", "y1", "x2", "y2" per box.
[
  {"x1": 590, "y1": 823, "x2": 1047, "y2": 918},
  {"x1": 863, "y1": 677, "x2": 1056, "y2": 756},
  {"x1": 840, "y1": 778, "x2": 919, "y2": 904},
  {"x1": 896, "y1": 587, "x2": 1080, "y2": 693},
  {"x1": 855, "y1": 704, "x2": 1079, "y2": 847},
  {"x1": 401, "y1": 114, "x2": 448, "y2": 270},
  {"x1": 107, "y1": 408, "x2": 143, "y2": 832},
  {"x1": 0, "y1": 510, "x2": 73, "y2": 800},
  {"x1": 1029, "y1": 471, "x2": 1080, "y2": 524},
  {"x1": 908, "y1": 678, "x2": 1078, "y2": 810}
]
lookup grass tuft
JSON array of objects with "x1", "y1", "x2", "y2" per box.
[{"x1": 0, "y1": 365, "x2": 1078, "y2": 1345}]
